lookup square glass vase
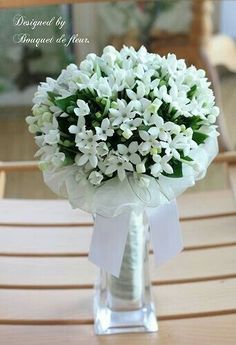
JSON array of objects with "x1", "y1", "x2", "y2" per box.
[{"x1": 93, "y1": 210, "x2": 158, "y2": 335}]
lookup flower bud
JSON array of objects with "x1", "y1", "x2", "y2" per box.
[
  {"x1": 32, "y1": 105, "x2": 41, "y2": 116},
  {"x1": 208, "y1": 115, "x2": 216, "y2": 124},
  {"x1": 28, "y1": 124, "x2": 38, "y2": 134},
  {"x1": 122, "y1": 129, "x2": 133, "y2": 139},
  {"x1": 25, "y1": 116, "x2": 35, "y2": 125},
  {"x1": 42, "y1": 112, "x2": 52, "y2": 123},
  {"x1": 150, "y1": 147, "x2": 161, "y2": 155},
  {"x1": 136, "y1": 163, "x2": 146, "y2": 174}
]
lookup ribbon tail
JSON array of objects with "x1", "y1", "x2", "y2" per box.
[
  {"x1": 88, "y1": 212, "x2": 130, "y2": 277},
  {"x1": 148, "y1": 199, "x2": 183, "y2": 265}
]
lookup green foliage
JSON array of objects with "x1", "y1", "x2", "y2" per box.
[
  {"x1": 187, "y1": 85, "x2": 197, "y2": 99},
  {"x1": 163, "y1": 158, "x2": 183, "y2": 178},
  {"x1": 180, "y1": 151, "x2": 193, "y2": 162},
  {"x1": 192, "y1": 131, "x2": 209, "y2": 145},
  {"x1": 177, "y1": 115, "x2": 203, "y2": 131},
  {"x1": 54, "y1": 95, "x2": 77, "y2": 112}
]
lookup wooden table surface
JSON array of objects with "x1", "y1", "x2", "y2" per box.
[{"x1": 0, "y1": 188, "x2": 235, "y2": 344}]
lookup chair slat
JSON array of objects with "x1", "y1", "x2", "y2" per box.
[
  {"x1": 0, "y1": 215, "x2": 235, "y2": 256},
  {"x1": 0, "y1": 171, "x2": 6, "y2": 198},
  {"x1": 0, "y1": 246, "x2": 235, "y2": 288},
  {"x1": 0, "y1": 279, "x2": 235, "y2": 323},
  {"x1": 0, "y1": 199, "x2": 92, "y2": 226},
  {"x1": 178, "y1": 190, "x2": 236, "y2": 220},
  {"x1": 0, "y1": 315, "x2": 236, "y2": 345}
]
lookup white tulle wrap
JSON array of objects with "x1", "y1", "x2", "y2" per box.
[{"x1": 43, "y1": 136, "x2": 218, "y2": 276}]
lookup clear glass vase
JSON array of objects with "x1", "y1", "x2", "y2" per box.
[{"x1": 93, "y1": 209, "x2": 158, "y2": 335}]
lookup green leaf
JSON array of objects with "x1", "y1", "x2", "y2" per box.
[
  {"x1": 176, "y1": 115, "x2": 202, "y2": 131},
  {"x1": 138, "y1": 124, "x2": 151, "y2": 131},
  {"x1": 47, "y1": 91, "x2": 59, "y2": 102},
  {"x1": 163, "y1": 159, "x2": 183, "y2": 178},
  {"x1": 187, "y1": 85, "x2": 197, "y2": 99},
  {"x1": 193, "y1": 131, "x2": 208, "y2": 145},
  {"x1": 103, "y1": 99, "x2": 111, "y2": 115},
  {"x1": 189, "y1": 116, "x2": 202, "y2": 130},
  {"x1": 54, "y1": 95, "x2": 77, "y2": 112},
  {"x1": 95, "y1": 63, "x2": 101, "y2": 78},
  {"x1": 181, "y1": 156, "x2": 193, "y2": 162},
  {"x1": 179, "y1": 151, "x2": 193, "y2": 162}
]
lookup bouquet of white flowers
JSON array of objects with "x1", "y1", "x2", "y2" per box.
[
  {"x1": 27, "y1": 45, "x2": 219, "y2": 215},
  {"x1": 26, "y1": 45, "x2": 219, "y2": 335}
]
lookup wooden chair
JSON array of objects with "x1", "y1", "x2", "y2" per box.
[{"x1": 0, "y1": 152, "x2": 236, "y2": 344}]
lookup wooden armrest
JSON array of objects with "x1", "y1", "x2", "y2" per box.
[
  {"x1": 214, "y1": 151, "x2": 236, "y2": 164},
  {"x1": 0, "y1": 171, "x2": 6, "y2": 198},
  {"x1": 0, "y1": 161, "x2": 39, "y2": 172}
]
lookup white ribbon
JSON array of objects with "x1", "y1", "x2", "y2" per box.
[
  {"x1": 148, "y1": 200, "x2": 182, "y2": 265},
  {"x1": 89, "y1": 200, "x2": 182, "y2": 277},
  {"x1": 88, "y1": 212, "x2": 132, "y2": 277}
]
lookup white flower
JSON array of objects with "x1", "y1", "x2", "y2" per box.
[
  {"x1": 96, "y1": 78, "x2": 112, "y2": 98},
  {"x1": 102, "y1": 51, "x2": 117, "y2": 67},
  {"x1": 126, "y1": 81, "x2": 146, "y2": 100},
  {"x1": 43, "y1": 117, "x2": 60, "y2": 145},
  {"x1": 108, "y1": 69, "x2": 126, "y2": 92},
  {"x1": 143, "y1": 99, "x2": 162, "y2": 125},
  {"x1": 160, "y1": 133, "x2": 194, "y2": 159},
  {"x1": 33, "y1": 77, "x2": 56, "y2": 105},
  {"x1": 80, "y1": 59, "x2": 94, "y2": 75},
  {"x1": 26, "y1": 116, "x2": 40, "y2": 134},
  {"x1": 120, "y1": 118, "x2": 142, "y2": 139},
  {"x1": 75, "y1": 128, "x2": 98, "y2": 149},
  {"x1": 51, "y1": 151, "x2": 65, "y2": 167},
  {"x1": 97, "y1": 142, "x2": 109, "y2": 157},
  {"x1": 210, "y1": 106, "x2": 220, "y2": 117},
  {"x1": 136, "y1": 162, "x2": 146, "y2": 174},
  {"x1": 132, "y1": 98, "x2": 151, "y2": 114},
  {"x1": 124, "y1": 70, "x2": 136, "y2": 88},
  {"x1": 44, "y1": 129, "x2": 60, "y2": 145},
  {"x1": 76, "y1": 72, "x2": 98, "y2": 93},
  {"x1": 68, "y1": 115, "x2": 86, "y2": 137},
  {"x1": 76, "y1": 146, "x2": 98, "y2": 168},
  {"x1": 151, "y1": 155, "x2": 173, "y2": 177},
  {"x1": 153, "y1": 85, "x2": 172, "y2": 103},
  {"x1": 158, "y1": 122, "x2": 181, "y2": 142},
  {"x1": 88, "y1": 171, "x2": 104, "y2": 185},
  {"x1": 138, "y1": 128, "x2": 160, "y2": 156},
  {"x1": 35, "y1": 145, "x2": 65, "y2": 168},
  {"x1": 57, "y1": 64, "x2": 80, "y2": 86},
  {"x1": 105, "y1": 155, "x2": 133, "y2": 181},
  {"x1": 74, "y1": 100, "x2": 90, "y2": 116},
  {"x1": 109, "y1": 99, "x2": 136, "y2": 126},
  {"x1": 95, "y1": 118, "x2": 114, "y2": 140},
  {"x1": 163, "y1": 54, "x2": 180, "y2": 76},
  {"x1": 117, "y1": 142, "x2": 141, "y2": 165}
]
